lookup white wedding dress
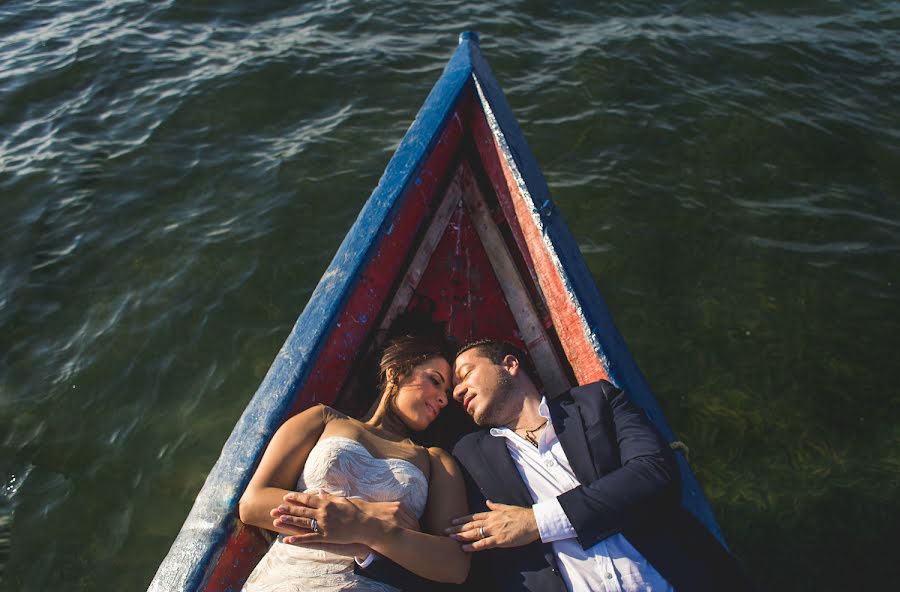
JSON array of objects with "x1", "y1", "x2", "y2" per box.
[{"x1": 242, "y1": 436, "x2": 429, "y2": 592}]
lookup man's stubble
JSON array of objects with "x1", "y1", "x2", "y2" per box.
[{"x1": 475, "y1": 369, "x2": 519, "y2": 428}]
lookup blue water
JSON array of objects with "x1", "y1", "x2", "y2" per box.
[{"x1": 1, "y1": 1, "x2": 898, "y2": 590}]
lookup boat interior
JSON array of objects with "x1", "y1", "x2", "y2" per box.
[
  {"x1": 325, "y1": 86, "x2": 583, "y2": 448},
  {"x1": 203, "y1": 80, "x2": 613, "y2": 591}
]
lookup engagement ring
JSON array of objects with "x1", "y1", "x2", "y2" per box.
[{"x1": 310, "y1": 518, "x2": 320, "y2": 533}]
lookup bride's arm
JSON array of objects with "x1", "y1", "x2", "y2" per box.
[
  {"x1": 237, "y1": 405, "x2": 327, "y2": 535},
  {"x1": 367, "y1": 447, "x2": 471, "y2": 583},
  {"x1": 282, "y1": 447, "x2": 471, "y2": 583},
  {"x1": 242, "y1": 406, "x2": 429, "y2": 543}
]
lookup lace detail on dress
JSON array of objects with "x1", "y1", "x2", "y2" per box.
[{"x1": 243, "y1": 436, "x2": 428, "y2": 591}]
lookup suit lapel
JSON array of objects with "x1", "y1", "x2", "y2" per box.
[
  {"x1": 548, "y1": 395, "x2": 598, "y2": 485},
  {"x1": 471, "y1": 432, "x2": 534, "y2": 507}
]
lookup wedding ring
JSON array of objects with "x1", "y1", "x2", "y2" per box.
[
  {"x1": 478, "y1": 526, "x2": 486, "y2": 539},
  {"x1": 310, "y1": 518, "x2": 320, "y2": 533}
]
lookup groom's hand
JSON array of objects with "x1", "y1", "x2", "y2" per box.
[{"x1": 445, "y1": 500, "x2": 539, "y2": 551}]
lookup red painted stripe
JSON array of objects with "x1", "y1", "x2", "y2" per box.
[
  {"x1": 202, "y1": 522, "x2": 270, "y2": 592},
  {"x1": 470, "y1": 103, "x2": 608, "y2": 385},
  {"x1": 470, "y1": 107, "x2": 540, "y2": 289}
]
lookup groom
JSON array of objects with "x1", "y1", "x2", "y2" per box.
[
  {"x1": 441, "y1": 340, "x2": 751, "y2": 591},
  {"x1": 360, "y1": 340, "x2": 751, "y2": 590}
]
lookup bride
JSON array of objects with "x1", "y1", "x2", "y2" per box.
[{"x1": 238, "y1": 333, "x2": 469, "y2": 590}]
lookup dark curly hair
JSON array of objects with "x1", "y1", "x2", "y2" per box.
[
  {"x1": 378, "y1": 333, "x2": 457, "y2": 396},
  {"x1": 455, "y1": 339, "x2": 537, "y2": 382}
]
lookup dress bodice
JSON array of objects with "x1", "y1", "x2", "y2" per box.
[{"x1": 297, "y1": 436, "x2": 428, "y2": 519}]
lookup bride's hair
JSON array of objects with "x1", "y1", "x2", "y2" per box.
[
  {"x1": 368, "y1": 329, "x2": 479, "y2": 448},
  {"x1": 377, "y1": 333, "x2": 456, "y2": 402}
]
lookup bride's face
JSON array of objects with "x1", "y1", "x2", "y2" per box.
[{"x1": 392, "y1": 356, "x2": 452, "y2": 431}]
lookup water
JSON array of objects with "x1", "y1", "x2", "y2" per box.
[{"x1": 1, "y1": 1, "x2": 898, "y2": 590}]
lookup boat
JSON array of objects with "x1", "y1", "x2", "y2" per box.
[{"x1": 149, "y1": 31, "x2": 726, "y2": 591}]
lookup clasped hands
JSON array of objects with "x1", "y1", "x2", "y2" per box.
[{"x1": 273, "y1": 492, "x2": 539, "y2": 553}]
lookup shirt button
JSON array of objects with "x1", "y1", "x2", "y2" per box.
[
  {"x1": 605, "y1": 572, "x2": 613, "y2": 579},
  {"x1": 544, "y1": 459, "x2": 555, "y2": 468}
]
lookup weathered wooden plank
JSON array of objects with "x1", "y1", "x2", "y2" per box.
[
  {"x1": 376, "y1": 169, "x2": 464, "y2": 336},
  {"x1": 456, "y1": 162, "x2": 570, "y2": 395}
]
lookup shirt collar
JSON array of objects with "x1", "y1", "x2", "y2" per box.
[{"x1": 538, "y1": 395, "x2": 550, "y2": 420}]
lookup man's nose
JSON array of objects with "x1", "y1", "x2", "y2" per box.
[{"x1": 452, "y1": 383, "x2": 466, "y2": 402}]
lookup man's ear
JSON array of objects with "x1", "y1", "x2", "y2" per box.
[{"x1": 502, "y1": 354, "x2": 520, "y2": 376}]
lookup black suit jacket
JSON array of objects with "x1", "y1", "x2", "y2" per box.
[{"x1": 359, "y1": 381, "x2": 750, "y2": 591}]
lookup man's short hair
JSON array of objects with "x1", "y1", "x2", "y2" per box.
[{"x1": 456, "y1": 339, "x2": 537, "y2": 382}]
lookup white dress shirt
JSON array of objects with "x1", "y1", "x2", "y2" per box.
[{"x1": 489, "y1": 397, "x2": 673, "y2": 592}]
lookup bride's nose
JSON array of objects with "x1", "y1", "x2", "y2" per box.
[{"x1": 435, "y1": 390, "x2": 448, "y2": 408}]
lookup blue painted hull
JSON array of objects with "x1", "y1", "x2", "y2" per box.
[{"x1": 149, "y1": 32, "x2": 724, "y2": 592}]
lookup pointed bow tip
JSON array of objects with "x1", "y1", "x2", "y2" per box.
[{"x1": 458, "y1": 31, "x2": 480, "y2": 46}]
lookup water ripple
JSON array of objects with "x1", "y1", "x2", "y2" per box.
[
  {"x1": 746, "y1": 236, "x2": 898, "y2": 255},
  {"x1": 0, "y1": 1, "x2": 898, "y2": 590}
]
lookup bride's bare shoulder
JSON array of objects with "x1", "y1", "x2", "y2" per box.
[
  {"x1": 319, "y1": 404, "x2": 349, "y2": 423},
  {"x1": 276, "y1": 404, "x2": 346, "y2": 433}
]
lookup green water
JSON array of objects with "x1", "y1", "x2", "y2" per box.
[{"x1": 1, "y1": 1, "x2": 898, "y2": 590}]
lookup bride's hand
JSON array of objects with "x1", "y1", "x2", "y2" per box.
[
  {"x1": 274, "y1": 491, "x2": 376, "y2": 546},
  {"x1": 346, "y1": 498, "x2": 420, "y2": 532}
]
